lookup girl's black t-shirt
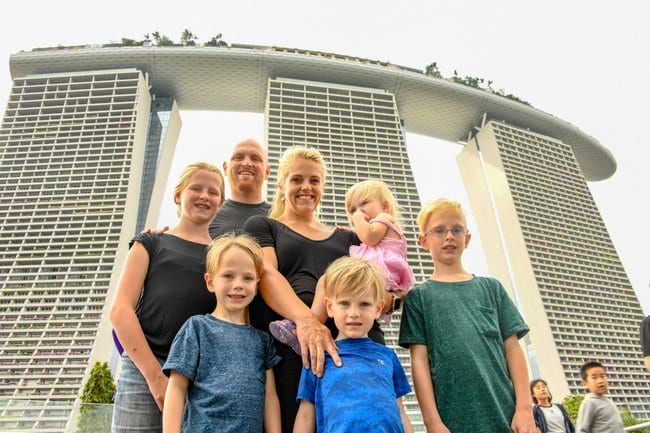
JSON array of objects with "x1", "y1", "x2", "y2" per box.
[{"x1": 132, "y1": 233, "x2": 215, "y2": 359}]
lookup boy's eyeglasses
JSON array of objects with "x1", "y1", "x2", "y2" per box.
[{"x1": 424, "y1": 227, "x2": 469, "y2": 238}]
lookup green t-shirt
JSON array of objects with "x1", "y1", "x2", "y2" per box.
[{"x1": 398, "y1": 276, "x2": 529, "y2": 433}]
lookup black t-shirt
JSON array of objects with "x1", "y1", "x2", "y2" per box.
[
  {"x1": 209, "y1": 199, "x2": 271, "y2": 238},
  {"x1": 243, "y1": 215, "x2": 360, "y2": 329},
  {"x1": 132, "y1": 233, "x2": 215, "y2": 359}
]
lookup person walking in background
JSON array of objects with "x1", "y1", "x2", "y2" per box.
[
  {"x1": 293, "y1": 256, "x2": 413, "y2": 433},
  {"x1": 162, "y1": 234, "x2": 281, "y2": 433},
  {"x1": 270, "y1": 179, "x2": 415, "y2": 354},
  {"x1": 575, "y1": 361, "x2": 624, "y2": 433},
  {"x1": 110, "y1": 162, "x2": 224, "y2": 433},
  {"x1": 399, "y1": 198, "x2": 536, "y2": 433},
  {"x1": 531, "y1": 379, "x2": 575, "y2": 433}
]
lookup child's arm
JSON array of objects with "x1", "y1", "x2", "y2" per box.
[
  {"x1": 504, "y1": 334, "x2": 536, "y2": 433},
  {"x1": 350, "y1": 209, "x2": 391, "y2": 246},
  {"x1": 410, "y1": 344, "x2": 450, "y2": 433},
  {"x1": 162, "y1": 371, "x2": 189, "y2": 433},
  {"x1": 292, "y1": 399, "x2": 316, "y2": 433},
  {"x1": 110, "y1": 242, "x2": 168, "y2": 410},
  {"x1": 575, "y1": 398, "x2": 593, "y2": 433},
  {"x1": 397, "y1": 397, "x2": 415, "y2": 433},
  {"x1": 310, "y1": 276, "x2": 329, "y2": 323},
  {"x1": 263, "y1": 369, "x2": 282, "y2": 433}
]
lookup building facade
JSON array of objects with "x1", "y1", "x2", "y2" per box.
[
  {"x1": 0, "y1": 69, "x2": 178, "y2": 431},
  {"x1": 0, "y1": 45, "x2": 646, "y2": 431},
  {"x1": 458, "y1": 120, "x2": 648, "y2": 415}
]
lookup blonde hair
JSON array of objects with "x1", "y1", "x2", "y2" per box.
[
  {"x1": 345, "y1": 179, "x2": 399, "y2": 220},
  {"x1": 205, "y1": 234, "x2": 264, "y2": 279},
  {"x1": 417, "y1": 198, "x2": 467, "y2": 234},
  {"x1": 173, "y1": 162, "x2": 224, "y2": 215},
  {"x1": 269, "y1": 146, "x2": 327, "y2": 219},
  {"x1": 322, "y1": 256, "x2": 386, "y2": 304}
]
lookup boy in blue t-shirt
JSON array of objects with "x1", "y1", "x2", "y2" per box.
[
  {"x1": 399, "y1": 198, "x2": 535, "y2": 433},
  {"x1": 293, "y1": 256, "x2": 413, "y2": 433},
  {"x1": 162, "y1": 234, "x2": 281, "y2": 433}
]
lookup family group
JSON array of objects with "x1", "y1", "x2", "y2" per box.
[{"x1": 109, "y1": 138, "x2": 627, "y2": 433}]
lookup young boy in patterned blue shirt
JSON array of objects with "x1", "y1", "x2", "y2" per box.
[{"x1": 162, "y1": 234, "x2": 281, "y2": 433}]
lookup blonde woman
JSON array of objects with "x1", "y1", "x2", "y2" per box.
[{"x1": 243, "y1": 146, "x2": 385, "y2": 433}]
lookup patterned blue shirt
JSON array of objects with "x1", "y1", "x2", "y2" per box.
[
  {"x1": 163, "y1": 314, "x2": 281, "y2": 433},
  {"x1": 296, "y1": 338, "x2": 411, "y2": 433}
]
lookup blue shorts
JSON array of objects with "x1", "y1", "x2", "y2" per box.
[{"x1": 111, "y1": 354, "x2": 164, "y2": 433}]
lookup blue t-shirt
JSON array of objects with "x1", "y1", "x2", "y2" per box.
[
  {"x1": 296, "y1": 338, "x2": 411, "y2": 433},
  {"x1": 163, "y1": 314, "x2": 281, "y2": 433}
]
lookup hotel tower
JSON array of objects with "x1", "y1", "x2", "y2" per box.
[
  {"x1": 0, "y1": 69, "x2": 179, "y2": 431},
  {"x1": 458, "y1": 120, "x2": 648, "y2": 414},
  {"x1": 0, "y1": 44, "x2": 646, "y2": 432}
]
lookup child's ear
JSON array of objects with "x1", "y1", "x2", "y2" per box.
[
  {"x1": 324, "y1": 296, "x2": 334, "y2": 318},
  {"x1": 204, "y1": 273, "x2": 214, "y2": 292},
  {"x1": 376, "y1": 299, "x2": 385, "y2": 318}
]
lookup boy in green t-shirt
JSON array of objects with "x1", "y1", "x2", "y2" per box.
[{"x1": 399, "y1": 198, "x2": 535, "y2": 433}]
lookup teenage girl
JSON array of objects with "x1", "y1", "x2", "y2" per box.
[{"x1": 110, "y1": 162, "x2": 224, "y2": 433}]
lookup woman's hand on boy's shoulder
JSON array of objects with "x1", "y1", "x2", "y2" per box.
[{"x1": 294, "y1": 315, "x2": 340, "y2": 377}]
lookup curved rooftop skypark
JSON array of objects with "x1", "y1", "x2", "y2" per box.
[{"x1": 9, "y1": 44, "x2": 615, "y2": 181}]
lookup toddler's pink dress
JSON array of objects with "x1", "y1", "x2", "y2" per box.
[{"x1": 349, "y1": 217, "x2": 415, "y2": 322}]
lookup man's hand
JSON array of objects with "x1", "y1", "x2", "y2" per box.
[
  {"x1": 142, "y1": 225, "x2": 169, "y2": 235},
  {"x1": 294, "y1": 315, "x2": 340, "y2": 377}
]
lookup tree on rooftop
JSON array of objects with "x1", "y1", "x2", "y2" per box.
[
  {"x1": 120, "y1": 38, "x2": 139, "y2": 46},
  {"x1": 451, "y1": 70, "x2": 485, "y2": 89},
  {"x1": 151, "y1": 31, "x2": 174, "y2": 46},
  {"x1": 424, "y1": 62, "x2": 443, "y2": 79},
  {"x1": 181, "y1": 29, "x2": 198, "y2": 46},
  {"x1": 205, "y1": 33, "x2": 228, "y2": 47}
]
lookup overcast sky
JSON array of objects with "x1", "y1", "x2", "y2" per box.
[{"x1": 1, "y1": 0, "x2": 647, "y2": 313}]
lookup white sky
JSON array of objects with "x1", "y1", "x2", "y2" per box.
[{"x1": 1, "y1": 1, "x2": 647, "y2": 314}]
